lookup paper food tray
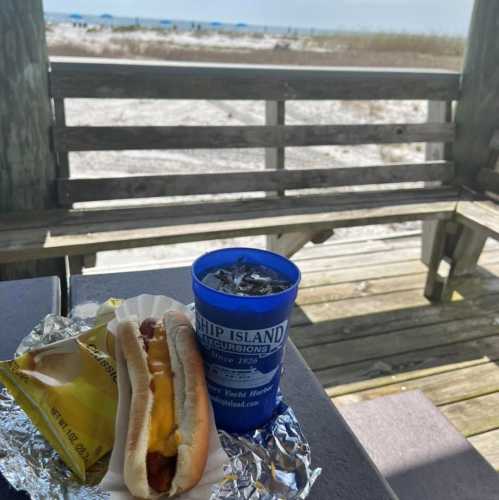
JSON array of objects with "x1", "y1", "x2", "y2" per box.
[{"x1": 102, "y1": 294, "x2": 228, "y2": 499}]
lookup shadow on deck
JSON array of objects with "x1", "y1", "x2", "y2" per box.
[{"x1": 290, "y1": 231, "x2": 499, "y2": 471}]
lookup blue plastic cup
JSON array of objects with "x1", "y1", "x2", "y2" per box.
[{"x1": 192, "y1": 247, "x2": 300, "y2": 433}]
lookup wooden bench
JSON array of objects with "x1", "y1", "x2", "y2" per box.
[
  {"x1": 0, "y1": 57, "x2": 497, "y2": 303},
  {"x1": 0, "y1": 61, "x2": 463, "y2": 267}
]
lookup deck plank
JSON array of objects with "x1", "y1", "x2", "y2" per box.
[
  {"x1": 441, "y1": 392, "x2": 499, "y2": 437},
  {"x1": 291, "y1": 293, "x2": 499, "y2": 348},
  {"x1": 300, "y1": 260, "x2": 427, "y2": 288},
  {"x1": 323, "y1": 334, "x2": 499, "y2": 393},
  {"x1": 470, "y1": 430, "x2": 499, "y2": 471},
  {"x1": 296, "y1": 246, "x2": 422, "y2": 273},
  {"x1": 288, "y1": 232, "x2": 499, "y2": 473},
  {"x1": 298, "y1": 248, "x2": 499, "y2": 288},
  {"x1": 332, "y1": 361, "x2": 499, "y2": 407},
  {"x1": 303, "y1": 315, "x2": 499, "y2": 372},
  {"x1": 291, "y1": 283, "x2": 499, "y2": 328},
  {"x1": 297, "y1": 273, "x2": 426, "y2": 305},
  {"x1": 293, "y1": 234, "x2": 421, "y2": 261}
]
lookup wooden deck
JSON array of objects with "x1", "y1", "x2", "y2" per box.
[{"x1": 290, "y1": 231, "x2": 499, "y2": 472}]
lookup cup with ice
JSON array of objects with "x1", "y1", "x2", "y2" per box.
[{"x1": 192, "y1": 248, "x2": 300, "y2": 433}]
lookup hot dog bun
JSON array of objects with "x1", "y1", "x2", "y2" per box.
[{"x1": 118, "y1": 311, "x2": 210, "y2": 498}]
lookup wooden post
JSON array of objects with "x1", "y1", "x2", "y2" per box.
[
  {"x1": 265, "y1": 100, "x2": 333, "y2": 256},
  {"x1": 0, "y1": 0, "x2": 64, "y2": 280},
  {"x1": 265, "y1": 101, "x2": 287, "y2": 253},
  {"x1": 264, "y1": 101, "x2": 285, "y2": 196},
  {"x1": 453, "y1": 0, "x2": 499, "y2": 186},
  {"x1": 421, "y1": 100, "x2": 452, "y2": 266},
  {"x1": 444, "y1": 0, "x2": 494, "y2": 272},
  {"x1": 423, "y1": 0, "x2": 499, "y2": 300}
]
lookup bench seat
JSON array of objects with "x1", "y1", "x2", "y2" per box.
[
  {"x1": 456, "y1": 198, "x2": 499, "y2": 240},
  {"x1": 0, "y1": 187, "x2": 459, "y2": 263}
]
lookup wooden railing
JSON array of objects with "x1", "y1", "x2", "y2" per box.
[
  {"x1": 49, "y1": 60, "x2": 460, "y2": 207},
  {"x1": 59, "y1": 163, "x2": 454, "y2": 204},
  {"x1": 50, "y1": 61, "x2": 460, "y2": 100}
]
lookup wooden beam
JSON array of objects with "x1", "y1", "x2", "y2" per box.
[
  {"x1": 0, "y1": 0, "x2": 64, "y2": 280},
  {"x1": 54, "y1": 123, "x2": 455, "y2": 151},
  {"x1": 50, "y1": 61, "x2": 461, "y2": 101},
  {"x1": 58, "y1": 162, "x2": 455, "y2": 203},
  {"x1": 453, "y1": 0, "x2": 499, "y2": 185}
]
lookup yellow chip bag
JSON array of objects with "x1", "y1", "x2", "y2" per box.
[{"x1": 0, "y1": 300, "x2": 121, "y2": 482}]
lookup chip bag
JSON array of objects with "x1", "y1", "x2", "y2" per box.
[{"x1": 0, "y1": 301, "x2": 121, "y2": 482}]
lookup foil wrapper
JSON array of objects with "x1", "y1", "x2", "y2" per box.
[
  {"x1": 214, "y1": 399, "x2": 321, "y2": 499},
  {"x1": 0, "y1": 313, "x2": 321, "y2": 499}
]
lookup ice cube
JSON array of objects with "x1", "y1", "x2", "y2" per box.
[{"x1": 201, "y1": 259, "x2": 291, "y2": 296}]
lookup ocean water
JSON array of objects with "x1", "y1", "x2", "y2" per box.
[{"x1": 44, "y1": 11, "x2": 336, "y2": 37}]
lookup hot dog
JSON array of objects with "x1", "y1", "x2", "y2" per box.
[{"x1": 117, "y1": 311, "x2": 210, "y2": 498}]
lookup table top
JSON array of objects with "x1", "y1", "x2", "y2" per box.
[
  {"x1": 0, "y1": 277, "x2": 60, "y2": 499},
  {"x1": 0, "y1": 277, "x2": 60, "y2": 358},
  {"x1": 0, "y1": 271, "x2": 397, "y2": 499},
  {"x1": 71, "y1": 268, "x2": 397, "y2": 500}
]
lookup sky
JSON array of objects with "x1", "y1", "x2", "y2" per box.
[{"x1": 43, "y1": 0, "x2": 474, "y2": 35}]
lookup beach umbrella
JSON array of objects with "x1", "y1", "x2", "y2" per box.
[
  {"x1": 236, "y1": 23, "x2": 248, "y2": 28},
  {"x1": 210, "y1": 21, "x2": 223, "y2": 27},
  {"x1": 69, "y1": 13, "x2": 83, "y2": 21},
  {"x1": 160, "y1": 19, "x2": 172, "y2": 25},
  {"x1": 100, "y1": 14, "x2": 113, "y2": 20}
]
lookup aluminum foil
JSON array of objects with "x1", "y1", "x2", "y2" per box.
[
  {"x1": 213, "y1": 398, "x2": 321, "y2": 499},
  {"x1": 0, "y1": 313, "x2": 321, "y2": 499}
]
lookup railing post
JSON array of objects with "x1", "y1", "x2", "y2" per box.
[
  {"x1": 265, "y1": 101, "x2": 286, "y2": 253},
  {"x1": 264, "y1": 100, "x2": 286, "y2": 192},
  {"x1": 0, "y1": 0, "x2": 65, "y2": 281},
  {"x1": 265, "y1": 100, "x2": 332, "y2": 256}
]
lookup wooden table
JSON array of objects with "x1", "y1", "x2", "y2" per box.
[
  {"x1": 71, "y1": 267, "x2": 398, "y2": 500},
  {"x1": 0, "y1": 271, "x2": 398, "y2": 499}
]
